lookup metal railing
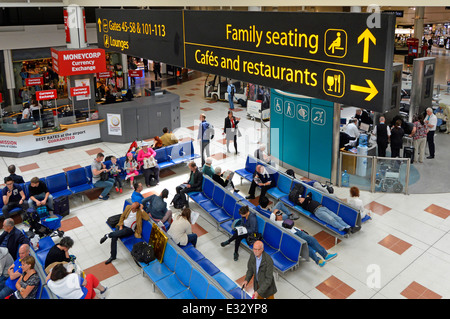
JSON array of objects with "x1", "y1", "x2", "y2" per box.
[{"x1": 338, "y1": 151, "x2": 411, "y2": 195}]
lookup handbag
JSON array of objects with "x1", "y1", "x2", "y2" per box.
[
  {"x1": 143, "y1": 156, "x2": 157, "y2": 169},
  {"x1": 100, "y1": 171, "x2": 110, "y2": 181},
  {"x1": 246, "y1": 232, "x2": 262, "y2": 246}
]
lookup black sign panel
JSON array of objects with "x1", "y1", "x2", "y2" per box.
[
  {"x1": 95, "y1": 9, "x2": 184, "y2": 67},
  {"x1": 184, "y1": 10, "x2": 395, "y2": 111},
  {"x1": 95, "y1": 9, "x2": 395, "y2": 112}
]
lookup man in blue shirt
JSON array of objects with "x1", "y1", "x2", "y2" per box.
[
  {"x1": 227, "y1": 80, "x2": 235, "y2": 110},
  {"x1": 198, "y1": 113, "x2": 213, "y2": 166},
  {"x1": 0, "y1": 244, "x2": 30, "y2": 299},
  {"x1": 2, "y1": 177, "x2": 27, "y2": 218}
]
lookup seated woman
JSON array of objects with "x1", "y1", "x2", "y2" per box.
[
  {"x1": 44, "y1": 236, "x2": 74, "y2": 272},
  {"x1": 8, "y1": 255, "x2": 40, "y2": 299},
  {"x1": 46, "y1": 263, "x2": 107, "y2": 299},
  {"x1": 347, "y1": 186, "x2": 371, "y2": 219},
  {"x1": 212, "y1": 166, "x2": 239, "y2": 193},
  {"x1": 168, "y1": 208, "x2": 197, "y2": 248},
  {"x1": 137, "y1": 142, "x2": 160, "y2": 187}
]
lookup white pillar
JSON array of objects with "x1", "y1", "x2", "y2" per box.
[
  {"x1": 350, "y1": 6, "x2": 362, "y2": 12},
  {"x1": 248, "y1": 6, "x2": 261, "y2": 11},
  {"x1": 414, "y1": 7, "x2": 425, "y2": 53},
  {"x1": 3, "y1": 49, "x2": 15, "y2": 107}
]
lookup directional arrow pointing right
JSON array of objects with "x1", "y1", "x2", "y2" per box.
[{"x1": 350, "y1": 79, "x2": 378, "y2": 101}]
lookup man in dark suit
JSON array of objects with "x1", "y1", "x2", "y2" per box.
[
  {"x1": 243, "y1": 240, "x2": 277, "y2": 299},
  {"x1": 175, "y1": 161, "x2": 203, "y2": 207},
  {"x1": 0, "y1": 219, "x2": 29, "y2": 259},
  {"x1": 223, "y1": 110, "x2": 240, "y2": 154}
]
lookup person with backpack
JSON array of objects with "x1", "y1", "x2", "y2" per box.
[
  {"x1": 175, "y1": 161, "x2": 203, "y2": 208},
  {"x1": 100, "y1": 202, "x2": 150, "y2": 265},
  {"x1": 227, "y1": 80, "x2": 236, "y2": 110},
  {"x1": 198, "y1": 113, "x2": 213, "y2": 167},
  {"x1": 145, "y1": 189, "x2": 173, "y2": 224}
]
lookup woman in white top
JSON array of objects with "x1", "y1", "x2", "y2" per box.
[
  {"x1": 347, "y1": 186, "x2": 371, "y2": 219},
  {"x1": 168, "y1": 208, "x2": 197, "y2": 247},
  {"x1": 46, "y1": 263, "x2": 107, "y2": 299}
]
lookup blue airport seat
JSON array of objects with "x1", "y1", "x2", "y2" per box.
[
  {"x1": 213, "y1": 272, "x2": 238, "y2": 292},
  {"x1": 156, "y1": 254, "x2": 192, "y2": 298},
  {"x1": 197, "y1": 258, "x2": 220, "y2": 276},
  {"x1": 143, "y1": 243, "x2": 177, "y2": 283},
  {"x1": 266, "y1": 173, "x2": 293, "y2": 200},
  {"x1": 271, "y1": 232, "x2": 301, "y2": 273},
  {"x1": 206, "y1": 284, "x2": 227, "y2": 299},
  {"x1": 181, "y1": 244, "x2": 206, "y2": 263},
  {"x1": 66, "y1": 167, "x2": 94, "y2": 194},
  {"x1": 45, "y1": 173, "x2": 72, "y2": 198},
  {"x1": 260, "y1": 222, "x2": 282, "y2": 255}
]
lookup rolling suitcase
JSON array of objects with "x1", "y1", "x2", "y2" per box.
[
  {"x1": 53, "y1": 195, "x2": 70, "y2": 217},
  {"x1": 403, "y1": 136, "x2": 414, "y2": 163}
]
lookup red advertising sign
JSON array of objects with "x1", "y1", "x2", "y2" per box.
[
  {"x1": 51, "y1": 47, "x2": 107, "y2": 76},
  {"x1": 128, "y1": 70, "x2": 143, "y2": 77},
  {"x1": 96, "y1": 71, "x2": 114, "y2": 78},
  {"x1": 70, "y1": 86, "x2": 90, "y2": 97},
  {"x1": 36, "y1": 89, "x2": 57, "y2": 101},
  {"x1": 63, "y1": 8, "x2": 71, "y2": 43},
  {"x1": 25, "y1": 77, "x2": 44, "y2": 86},
  {"x1": 0, "y1": 93, "x2": 2, "y2": 103}
]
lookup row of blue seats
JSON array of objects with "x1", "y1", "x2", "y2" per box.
[
  {"x1": 107, "y1": 202, "x2": 231, "y2": 299},
  {"x1": 235, "y1": 155, "x2": 361, "y2": 238},
  {"x1": 187, "y1": 175, "x2": 309, "y2": 276},
  {"x1": 0, "y1": 140, "x2": 200, "y2": 219}
]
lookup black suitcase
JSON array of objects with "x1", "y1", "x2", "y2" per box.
[
  {"x1": 53, "y1": 195, "x2": 70, "y2": 217},
  {"x1": 403, "y1": 136, "x2": 414, "y2": 163}
]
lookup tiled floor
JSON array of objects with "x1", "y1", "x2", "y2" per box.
[{"x1": 2, "y1": 53, "x2": 450, "y2": 300}]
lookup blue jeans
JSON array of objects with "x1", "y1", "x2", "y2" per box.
[
  {"x1": 229, "y1": 97, "x2": 234, "y2": 109},
  {"x1": 314, "y1": 206, "x2": 350, "y2": 231},
  {"x1": 187, "y1": 233, "x2": 198, "y2": 248},
  {"x1": 94, "y1": 178, "x2": 115, "y2": 197},
  {"x1": 0, "y1": 284, "x2": 14, "y2": 299},
  {"x1": 28, "y1": 193, "x2": 54, "y2": 210},
  {"x1": 294, "y1": 230, "x2": 328, "y2": 264},
  {"x1": 273, "y1": 202, "x2": 292, "y2": 220}
]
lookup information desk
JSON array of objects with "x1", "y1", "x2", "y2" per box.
[
  {"x1": 0, "y1": 120, "x2": 104, "y2": 158},
  {"x1": 97, "y1": 91, "x2": 181, "y2": 143}
]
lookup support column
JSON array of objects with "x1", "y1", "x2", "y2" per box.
[
  {"x1": 121, "y1": 54, "x2": 129, "y2": 90},
  {"x1": 3, "y1": 49, "x2": 15, "y2": 108},
  {"x1": 414, "y1": 7, "x2": 425, "y2": 53}
]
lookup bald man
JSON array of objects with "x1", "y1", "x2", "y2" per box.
[
  {"x1": 100, "y1": 202, "x2": 150, "y2": 264},
  {"x1": 243, "y1": 240, "x2": 277, "y2": 299}
]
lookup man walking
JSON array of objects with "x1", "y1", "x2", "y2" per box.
[
  {"x1": 198, "y1": 113, "x2": 213, "y2": 166},
  {"x1": 242, "y1": 240, "x2": 277, "y2": 299}
]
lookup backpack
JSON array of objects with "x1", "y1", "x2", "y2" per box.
[
  {"x1": 230, "y1": 85, "x2": 235, "y2": 96},
  {"x1": 131, "y1": 242, "x2": 155, "y2": 265},
  {"x1": 288, "y1": 183, "x2": 305, "y2": 205},
  {"x1": 282, "y1": 219, "x2": 294, "y2": 229},
  {"x1": 171, "y1": 193, "x2": 187, "y2": 209}
]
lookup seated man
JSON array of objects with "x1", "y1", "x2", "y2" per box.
[
  {"x1": 27, "y1": 176, "x2": 54, "y2": 211},
  {"x1": 2, "y1": 177, "x2": 27, "y2": 219},
  {"x1": 159, "y1": 127, "x2": 179, "y2": 147},
  {"x1": 100, "y1": 202, "x2": 150, "y2": 264},
  {"x1": 0, "y1": 244, "x2": 30, "y2": 299},
  {"x1": 271, "y1": 212, "x2": 337, "y2": 267},
  {"x1": 0, "y1": 219, "x2": 29, "y2": 260},
  {"x1": 246, "y1": 165, "x2": 275, "y2": 200},
  {"x1": 201, "y1": 157, "x2": 215, "y2": 178},
  {"x1": 255, "y1": 196, "x2": 298, "y2": 220},
  {"x1": 4, "y1": 165, "x2": 25, "y2": 184},
  {"x1": 175, "y1": 161, "x2": 203, "y2": 207},
  {"x1": 254, "y1": 145, "x2": 271, "y2": 164},
  {"x1": 131, "y1": 182, "x2": 145, "y2": 205},
  {"x1": 299, "y1": 192, "x2": 359, "y2": 234},
  {"x1": 212, "y1": 166, "x2": 239, "y2": 193},
  {"x1": 91, "y1": 152, "x2": 115, "y2": 201},
  {"x1": 144, "y1": 189, "x2": 173, "y2": 224}
]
